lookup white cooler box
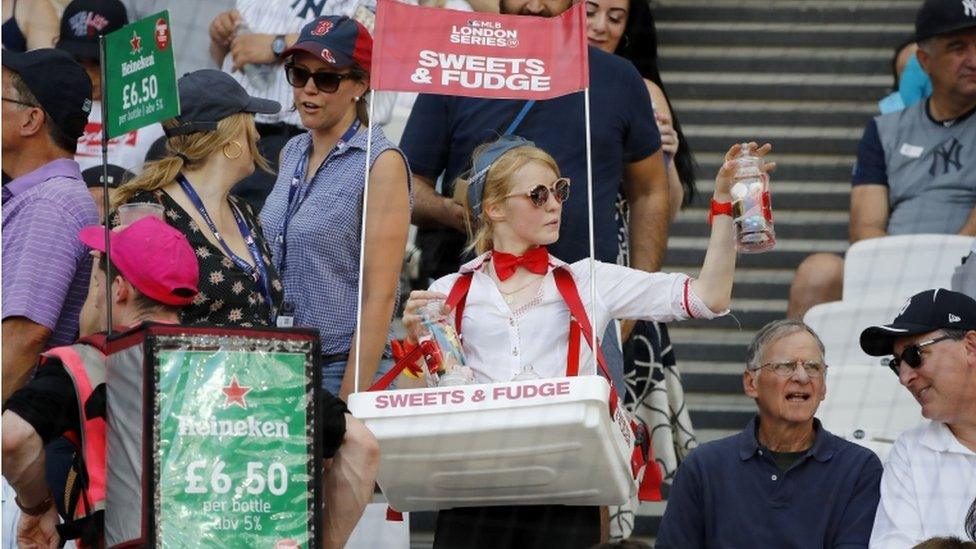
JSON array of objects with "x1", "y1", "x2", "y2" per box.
[{"x1": 348, "y1": 376, "x2": 637, "y2": 512}]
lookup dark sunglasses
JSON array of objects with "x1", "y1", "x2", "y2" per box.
[
  {"x1": 886, "y1": 334, "x2": 953, "y2": 374},
  {"x1": 284, "y1": 64, "x2": 353, "y2": 93},
  {"x1": 504, "y1": 177, "x2": 571, "y2": 207}
]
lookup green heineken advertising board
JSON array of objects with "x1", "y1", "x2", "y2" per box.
[
  {"x1": 156, "y1": 348, "x2": 315, "y2": 547},
  {"x1": 102, "y1": 11, "x2": 179, "y2": 138}
]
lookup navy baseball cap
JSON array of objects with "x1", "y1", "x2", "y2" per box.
[
  {"x1": 466, "y1": 135, "x2": 536, "y2": 218},
  {"x1": 860, "y1": 289, "x2": 976, "y2": 356},
  {"x1": 281, "y1": 16, "x2": 373, "y2": 73},
  {"x1": 166, "y1": 70, "x2": 281, "y2": 137},
  {"x1": 56, "y1": 0, "x2": 128, "y2": 60},
  {"x1": 915, "y1": 0, "x2": 976, "y2": 42},
  {"x1": 1, "y1": 48, "x2": 93, "y2": 141}
]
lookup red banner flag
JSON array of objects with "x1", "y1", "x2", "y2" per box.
[{"x1": 371, "y1": 0, "x2": 588, "y2": 100}]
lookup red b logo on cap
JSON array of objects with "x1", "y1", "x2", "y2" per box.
[
  {"x1": 321, "y1": 48, "x2": 336, "y2": 64},
  {"x1": 312, "y1": 20, "x2": 333, "y2": 36}
]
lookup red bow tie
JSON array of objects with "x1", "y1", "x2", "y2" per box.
[{"x1": 492, "y1": 247, "x2": 549, "y2": 281}]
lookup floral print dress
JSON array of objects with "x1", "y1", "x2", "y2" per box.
[{"x1": 115, "y1": 189, "x2": 283, "y2": 327}]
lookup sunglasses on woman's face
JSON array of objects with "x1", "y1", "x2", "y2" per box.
[
  {"x1": 504, "y1": 177, "x2": 571, "y2": 207},
  {"x1": 886, "y1": 334, "x2": 952, "y2": 374},
  {"x1": 284, "y1": 64, "x2": 352, "y2": 93}
]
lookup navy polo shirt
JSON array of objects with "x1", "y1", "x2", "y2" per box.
[
  {"x1": 400, "y1": 46, "x2": 660, "y2": 278},
  {"x1": 656, "y1": 416, "x2": 882, "y2": 549}
]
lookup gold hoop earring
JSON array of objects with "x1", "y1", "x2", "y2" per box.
[{"x1": 222, "y1": 140, "x2": 244, "y2": 160}]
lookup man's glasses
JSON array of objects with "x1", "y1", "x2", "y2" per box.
[
  {"x1": 752, "y1": 360, "x2": 828, "y2": 378},
  {"x1": 1, "y1": 97, "x2": 38, "y2": 108},
  {"x1": 284, "y1": 64, "x2": 353, "y2": 93},
  {"x1": 886, "y1": 335, "x2": 952, "y2": 374},
  {"x1": 504, "y1": 178, "x2": 571, "y2": 207}
]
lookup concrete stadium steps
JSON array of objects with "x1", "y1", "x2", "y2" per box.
[
  {"x1": 670, "y1": 209, "x2": 849, "y2": 240},
  {"x1": 657, "y1": 21, "x2": 912, "y2": 49},
  {"x1": 654, "y1": 0, "x2": 920, "y2": 25},
  {"x1": 662, "y1": 72, "x2": 891, "y2": 102},
  {"x1": 695, "y1": 152, "x2": 857, "y2": 182},
  {"x1": 659, "y1": 47, "x2": 892, "y2": 75},
  {"x1": 682, "y1": 124, "x2": 862, "y2": 155},
  {"x1": 673, "y1": 99, "x2": 879, "y2": 127}
]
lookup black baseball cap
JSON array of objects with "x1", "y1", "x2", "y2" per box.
[
  {"x1": 165, "y1": 70, "x2": 281, "y2": 137},
  {"x1": 860, "y1": 289, "x2": 976, "y2": 356},
  {"x1": 56, "y1": 0, "x2": 128, "y2": 60},
  {"x1": 1, "y1": 48, "x2": 93, "y2": 141},
  {"x1": 915, "y1": 0, "x2": 976, "y2": 42}
]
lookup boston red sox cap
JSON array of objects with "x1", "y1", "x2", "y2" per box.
[{"x1": 281, "y1": 15, "x2": 373, "y2": 73}]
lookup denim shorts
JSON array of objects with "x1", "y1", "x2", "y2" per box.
[{"x1": 322, "y1": 358, "x2": 395, "y2": 396}]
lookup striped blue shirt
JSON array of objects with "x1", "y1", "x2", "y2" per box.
[{"x1": 260, "y1": 126, "x2": 410, "y2": 356}]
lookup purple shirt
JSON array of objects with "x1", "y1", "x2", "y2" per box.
[{"x1": 2, "y1": 159, "x2": 99, "y2": 347}]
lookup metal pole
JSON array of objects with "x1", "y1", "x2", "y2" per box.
[{"x1": 99, "y1": 34, "x2": 113, "y2": 334}]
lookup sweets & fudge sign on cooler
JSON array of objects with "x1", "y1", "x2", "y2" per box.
[{"x1": 156, "y1": 349, "x2": 312, "y2": 547}]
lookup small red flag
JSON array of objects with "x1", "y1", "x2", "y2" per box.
[{"x1": 371, "y1": 0, "x2": 589, "y2": 100}]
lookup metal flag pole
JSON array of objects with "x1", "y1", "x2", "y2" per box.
[
  {"x1": 353, "y1": 89, "x2": 376, "y2": 394},
  {"x1": 99, "y1": 34, "x2": 114, "y2": 335},
  {"x1": 583, "y1": 86, "x2": 597, "y2": 375}
]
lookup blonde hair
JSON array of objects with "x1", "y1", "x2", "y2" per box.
[
  {"x1": 458, "y1": 144, "x2": 560, "y2": 255},
  {"x1": 111, "y1": 113, "x2": 270, "y2": 208}
]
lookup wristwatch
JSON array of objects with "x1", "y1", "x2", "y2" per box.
[
  {"x1": 15, "y1": 492, "x2": 53, "y2": 516},
  {"x1": 708, "y1": 198, "x2": 733, "y2": 225},
  {"x1": 271, "y1": 34, "x2": 287, "y2": 57}
]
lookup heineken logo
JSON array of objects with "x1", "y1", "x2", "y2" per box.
[
  {"x1": 177, "y1": 415, "x2": 290, "y2": 438},
  {"x1": 121, "y1": 54, "x2": 155, "y2": 76},
  {"x1": 130, "y1": 30, "x2": 142, "y2": 53},
  {"x1": 222, "y1": 375, "x2": 252, "y2": 408}
]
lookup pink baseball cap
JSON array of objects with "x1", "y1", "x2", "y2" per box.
[{"x1": 78, "y1": 216, "x2": 199, "y2": 306}]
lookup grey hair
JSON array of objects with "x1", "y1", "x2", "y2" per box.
[
  {"x1": 917, "y1": 37, "x2": 934, "y2": 53},
  {"x1": 942, "y1": 328, "x2": 968, "y2": 340},
  {"x1": 745, "y1": 319, "x2": 826, "y2": 373}
]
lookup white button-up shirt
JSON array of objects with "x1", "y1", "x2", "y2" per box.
[
  {"x1": 428, "y1": 252, "x2": 723, "y2": 384},
  {"x1": 870, "y1": 420, "x2": 976, "y2": 547}
]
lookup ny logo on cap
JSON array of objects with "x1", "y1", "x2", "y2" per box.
[
  {"x1": 311, "y1": 19, "x2": 334, "y2": 36},
  {"x1": 68, "y1": 11, "x2": 110, "y2": 38},
  {"x1": 321, "y1": 48, "x2": 336, "y2": 64},
  {"x1": 949, "y1": 313, "x2": 962, "y2": 323},
  {"x1": 965, "y1": 0, "x2": 976, "y2": 17}
]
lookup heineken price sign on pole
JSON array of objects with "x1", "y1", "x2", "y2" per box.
[
  {"x1": 102, "y1": 11, "x2": 179, "y2": 138},
  {"x1": 156, "y1": 348, "x2": 314, "y2": 546}
]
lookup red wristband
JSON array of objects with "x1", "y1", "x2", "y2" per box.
[{"x1": 708, "y1": 198, "x2": 733, "y2": 225}]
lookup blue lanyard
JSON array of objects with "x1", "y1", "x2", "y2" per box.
[
  {"x1": 177, "y1": 174, "x2": 275, "y2": 318},
  {"x1": 278, "y1": 119, "x2": 361, "y2": 274}
]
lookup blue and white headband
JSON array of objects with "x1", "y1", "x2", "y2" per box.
[{"x1": 466, "y1": 135, "x2": 536, "y2": 218}]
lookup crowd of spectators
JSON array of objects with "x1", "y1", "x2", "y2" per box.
[{"x1": 1, "y1": 0, "x2": 974, "y2": 547}]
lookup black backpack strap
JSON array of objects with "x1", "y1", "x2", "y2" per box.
[{"x1": 55, "y1": 509, "x2": 103, "y2": 547}]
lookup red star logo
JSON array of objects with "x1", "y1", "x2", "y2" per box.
[
  {"x1": 130, "y1": 31, "x2": 142, "y2": 53},
  {"x1": 222, "y1": 375, "x2": 252, "y2": 409}
]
